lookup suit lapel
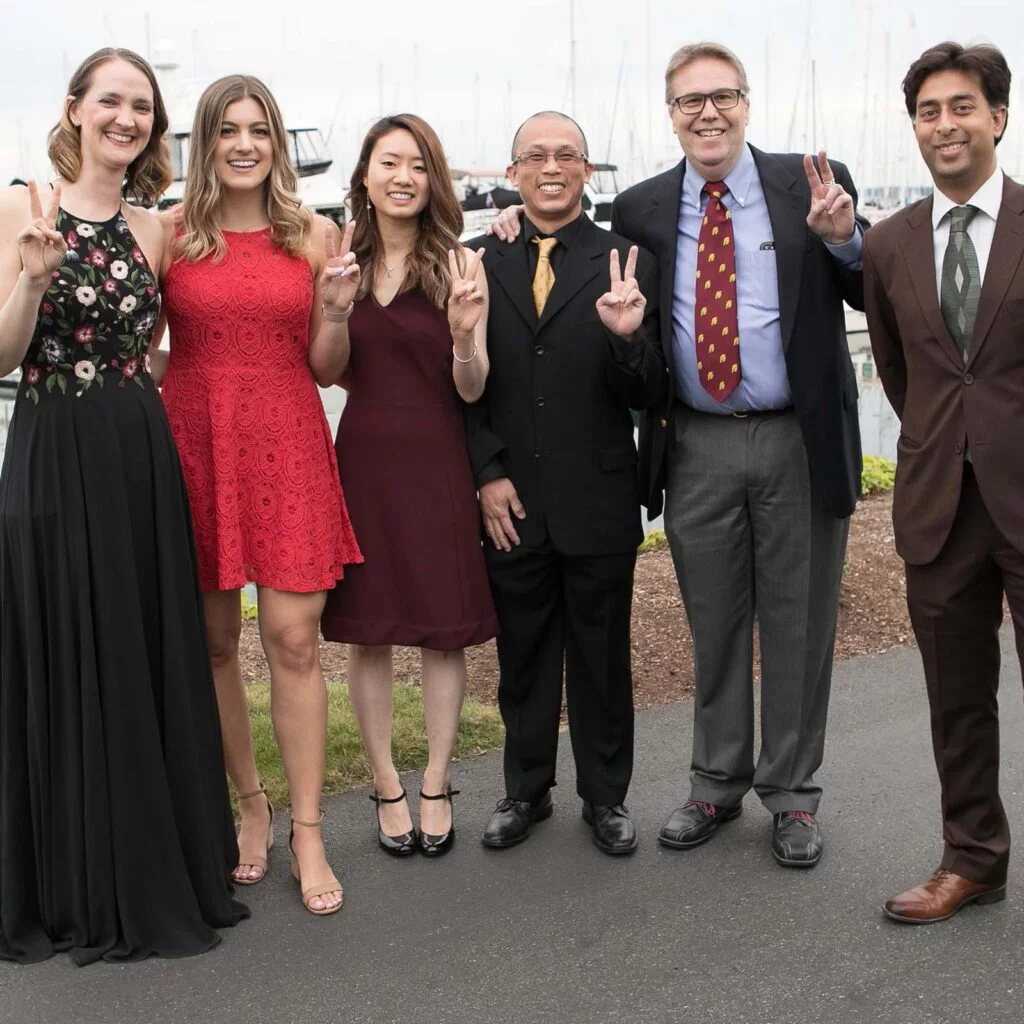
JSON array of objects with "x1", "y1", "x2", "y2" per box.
[
  {"x1": 489, "y1": 234, "x2": 538, "y2": 330},
  {"x1": 536, "y1": 217, "x2": 604, "y2": 331},
  {"x1": 751, "y1": 147, "x2": 806, "y2": 351},
  {"x1": 900, "y1": 195, "x2": 965, "y2": 369},
  {"x1": 968, "y1": 175, "x2": 1024, "y2": 366}
]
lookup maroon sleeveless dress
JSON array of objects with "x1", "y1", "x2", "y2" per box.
[{"x1": 320, "y1": 289, "x2": 497, "y2": 650}]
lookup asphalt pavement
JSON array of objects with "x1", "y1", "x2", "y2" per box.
[{"x1": 3, "y1": 632, "x2": 1024, "y2": 1024}]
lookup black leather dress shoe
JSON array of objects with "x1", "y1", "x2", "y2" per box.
[
  {"x1": 582, "y1": 802, "x2": 638, "y2": 855},
  {"x1": 771, "y1": 811, "x2": 823, "y2": 867},
  {"x1": 481, "y1": 791, "x2": 553, "y2": 848},
  {"x1": 658, "y1": 800, "x2": 742, "y2": 850}
]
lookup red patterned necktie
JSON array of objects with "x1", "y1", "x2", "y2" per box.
[{"x1": 695, "y1": 181, "x2": 741, "y2": 401}]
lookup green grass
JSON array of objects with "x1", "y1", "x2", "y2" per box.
[
  {"x1": 245, "y1": 682, "x2": 505, "y2": 810},
  {"x1": 638, "y1": 528, "x2": 668, "y2": 553},
  {"x1": 861, "y1": 454, "x2": 896, "y2": 496}
]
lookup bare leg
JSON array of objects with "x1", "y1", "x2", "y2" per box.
[
  {"x1": 419, "y1": 647, "x2": 467, "y2": 835},
  {"x1": 258, "y1": 587, "x2": 341, "y2": 912},
  {"x1": 204, "y1": 588, "x2": 270, "y2": 883},
  {"x1": 347, "y1": 644, "x2": 413, "y2": 836}
]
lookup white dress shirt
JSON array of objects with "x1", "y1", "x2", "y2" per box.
[{"x1": 931, "y1": 164, "x2": 1003, "y2": 299}]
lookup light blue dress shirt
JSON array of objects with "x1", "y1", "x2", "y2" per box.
[{"x1": 671, "y1": 144, "x2": 863, "y2": 413}]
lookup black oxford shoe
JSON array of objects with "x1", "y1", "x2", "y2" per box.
[
  {"x1": 658, "y1": 801, "x2": 742, "y2": 850},
  {"x1": 582, "y1": 802, "x2": 638, "y2": 855},
  {"x1": 481, "y1": 791, "x2": 553, "y2": 849},
  {"x1": 771, "y1": 811, "x2": 823, "y2": 868}
]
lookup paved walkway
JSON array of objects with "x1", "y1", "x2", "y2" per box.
[{"x1": 3, "y1": 633, "x2": 1024, "y2": 1024}]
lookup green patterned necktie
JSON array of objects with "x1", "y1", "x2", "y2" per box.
[{"x1": 940, "y1": 205, "x2": 981, "y2": 361}]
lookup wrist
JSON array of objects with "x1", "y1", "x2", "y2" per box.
[
  {"x1": 322, "y1": 301, "x2": 354, "y2": 323},
  {"x1": 19, "y1": 270, "x2": 50, "y2": 294},
  {"x1": 452, "y1": 329, "x2": 475, "y2": 347}
]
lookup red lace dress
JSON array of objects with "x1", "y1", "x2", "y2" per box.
[{"x1": 161, "y1": 228, "x2": 362, "y2": 592}]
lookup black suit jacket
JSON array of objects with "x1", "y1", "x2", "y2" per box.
[
  {"x1": 465, "y1": 214, "x2": 665, "y2": 555},
  {"x1": 611, "y1": 146, "x2": 865, "y2": 520}
]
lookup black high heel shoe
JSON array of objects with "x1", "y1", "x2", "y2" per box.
[
  {"x1": 370, "y1": 789, "x2": 417, "y2": 857},
  {"x1": 418, "y1": 785, "x2": 460, "y2": 857}
]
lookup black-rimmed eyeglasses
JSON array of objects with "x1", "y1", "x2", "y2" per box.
[
  {"x1": 669, "y1": 89, "x2": 747, "y2": 115},
  {"x1": 512, "y1": 150, "x2": 589, "y2": 168}
]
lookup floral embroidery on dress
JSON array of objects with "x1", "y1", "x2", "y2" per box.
[{"x1": 22, "y1": 208, "x2": 160, "y2": 404}]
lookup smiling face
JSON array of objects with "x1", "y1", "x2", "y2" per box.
[
  {"x1": 667, "y1": 57, "x2": 749, "y2": 181},
  {"x1": 214, "y1": 96, "x2": 274, "y2": 193},
  {"x1": 69, "y1": 58, "x2": 155, "y2": 173},
  {"x1": 363, "y1": 128, "x2": 431, "y2": 221},
  {"x1": 912, "y1": 68, "x2": 1006, "y2": 202},
  {"x1": 507, "y1": 114, "x2": 593, "y2": 231}
]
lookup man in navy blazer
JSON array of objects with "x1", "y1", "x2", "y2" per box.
[{"x1": 611, "y1": 41, "x2": 866, "y2": 866}]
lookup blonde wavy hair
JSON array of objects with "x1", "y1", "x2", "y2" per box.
[
  {"x1": 348, "y1": 114, "x2": 464, "y2": 309},
  {"x1": 175, "y1": 75, "x2": 310, "y2": 263},
  {"x1": 47, "y1": 47, "x2": 171, "y2": 207}
]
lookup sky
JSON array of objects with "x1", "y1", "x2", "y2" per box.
[{"x1": 3, "y1": 0, "x2": 1023, "y2": 197}]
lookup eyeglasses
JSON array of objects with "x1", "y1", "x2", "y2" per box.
[
  {"x1": 669, "y1": 89, "x2": 747, "y2": 115},
  {"x1": 512, "y1": 149, "x2": 589, "y2": 168}
]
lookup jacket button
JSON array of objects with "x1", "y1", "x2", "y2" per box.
[
  {"x1": 533, "y1": 449, "x2": 541, "y2": 458},
  {"x1": 536, "y1": 397, "x2": 545, "y2": 407},
  {"x1": 954, "y1": 442, "x2": 963, "y2": 454},
  {"x1": 963, "y1": 373, "x2": 975, "y2": 385},
  {"x1": 534, "y1": 345, "x2": 544, "y2": 356}
]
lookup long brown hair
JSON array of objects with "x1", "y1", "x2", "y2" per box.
[
  {"x1": 348, "y1": 114, "x2": 464, "y2": 309},
  {"x1": 47, "y1": 47, "x2": 171, "y2": 207},
  {"x1": 176, "y1": 74, "x2": 310, "y2": 263}
]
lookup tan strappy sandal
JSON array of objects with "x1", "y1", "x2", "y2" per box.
[
  {"x1": 233, "y1": 782, "x2": 274, "y2": 885},
  {"x1": 290, "y1": 810, "x2": 344, "y2": 916}
]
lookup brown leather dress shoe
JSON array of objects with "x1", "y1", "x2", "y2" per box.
[{"x1": 884, "y1": 868, "x2": 1006, "y2": 924}]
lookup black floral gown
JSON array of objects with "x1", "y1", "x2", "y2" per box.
[{"x1": 0, "y1": 207, "x2": 249, "y2": 965}]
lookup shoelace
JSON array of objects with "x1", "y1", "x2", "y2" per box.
[
  {"x1": 689, "y1": 801, "x2": 719, "y2": 817},
  {"x1": 784, "y1": 810, "x2": 816, "y2": 824}
]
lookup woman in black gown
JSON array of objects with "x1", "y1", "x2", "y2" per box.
[{"x1": 0, "y1": 48, "x2": 248, "y2": 965}]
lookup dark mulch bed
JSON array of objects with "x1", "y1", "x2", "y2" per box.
[{"x1": 238, "y1": 492, "x2": 912, "y2": 711}]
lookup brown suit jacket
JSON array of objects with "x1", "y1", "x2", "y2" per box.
[{"x1": 864, "y1": 174, "x2": 1024, "y2": 565}]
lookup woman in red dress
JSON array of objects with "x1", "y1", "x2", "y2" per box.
[
  {"x1": 155, "y1": 76, "x2": 361, "y2": 915},
  {"x1": 319, "y1": 115, "x2": 497, "y2": 857}
]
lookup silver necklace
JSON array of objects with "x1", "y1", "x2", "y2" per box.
[{"x1": 384, "y1": 253, "x2": 409, "y2": 277}]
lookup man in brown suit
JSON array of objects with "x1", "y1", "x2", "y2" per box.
[{"x1": 864, "y1": 41, "x2": 1022, "y2": 924}]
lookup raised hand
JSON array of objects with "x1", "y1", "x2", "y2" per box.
[
  {"x1": 18, "y1": 181, "x2": 67, "y2": 284},
  {"x1": 447, "y1": 247, "x2": 486, "y2": 339},
  {"x1": 321, "y1": 220, "x2": 360, "y2": 314},
  {"x1": 486, "y1": 204, "x2": 525, "y2": 243},
  {"x1": 803, "y1": 149, "x2": 855, "y2": 244},
  {"x1": 596, "y1": 245, "x2": 646, "y2": 339}
]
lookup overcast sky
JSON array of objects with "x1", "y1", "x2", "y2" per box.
[{"x1": 3, "y1": 0, "x2": 1022, "y2": 196}]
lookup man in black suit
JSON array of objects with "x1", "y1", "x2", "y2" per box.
[
  {"x1": 610, "y1": 41, "x2": 866, "y2": 866},
  {"x1": 467, "y1": 111, "x2": 664, "y2": 855}
]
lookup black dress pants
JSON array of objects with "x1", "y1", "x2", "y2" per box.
[{"x1": 485, "y1": 533, "x2": 636, "y2": 805}]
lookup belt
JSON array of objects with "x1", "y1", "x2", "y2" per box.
[{"x1": 675, "y1": 402, "x2": 794, "y2": 419}]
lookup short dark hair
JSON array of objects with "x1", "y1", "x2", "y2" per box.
[
  {"x1": 902, "y1": 42, "x2": 1011, "y2": 144},
  {"x1": 510, "y1": 111, "x2": 589, "y2": 162}
]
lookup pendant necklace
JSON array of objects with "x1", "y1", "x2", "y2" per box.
[{"x1": 384, "y1": 253, "x2": 408, "y2": 277}]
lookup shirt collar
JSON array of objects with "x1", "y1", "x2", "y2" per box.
[
  {"x1": 681, "y1": 143, "x2": 757, "y2": 210},
  {"x1": 931, "y1": 164, "x2": 1003, "y2": 229},
  {"x1": 523, "y1": 209, "x2": 587, "y2": 249}
]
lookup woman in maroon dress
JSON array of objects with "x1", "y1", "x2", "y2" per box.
[
  {"x1": 320, "y1": 115, "x2": 497, "y2": 857},
  {"x1": 155, "y1": 76, "x2": 362, "y2": 915}
]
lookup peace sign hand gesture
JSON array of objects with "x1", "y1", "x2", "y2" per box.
[
  {"x1": 803, "y1": 149, "x2": 855, "y2": 245},
  {"x1": 18, "y1": 181, "x2": 67, "y2": 285},
  {"x1": 596, "y1": 245, "x2": 646, "y2": 339},
  {"x1": 447, "y1": 247, "x2": 486, "y2": 339},
  {"x1": 321, "y1": 220, "x2": 360, "y2": 314}
]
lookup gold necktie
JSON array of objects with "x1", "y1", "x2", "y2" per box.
[{"x1": 531, "y1": 236, "x2": 557, "y2": 315}]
